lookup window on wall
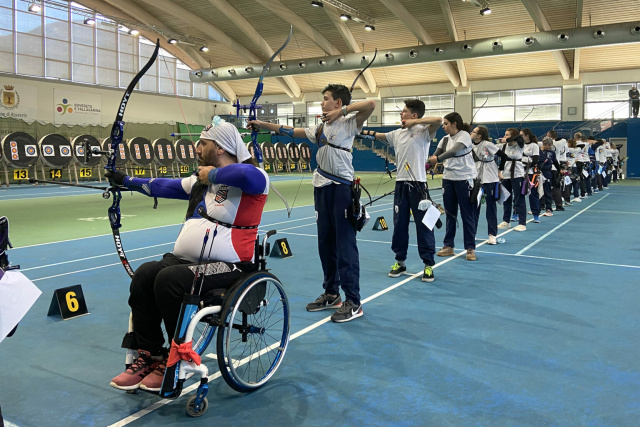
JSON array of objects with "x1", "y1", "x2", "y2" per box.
[
  {"x1": 382, "y1": 94, "x2": 454, "y2": 125},
  {"x1": 276, "y1": 103, "x2": 294, "y2": 126},
  {"x1": 472, "y1": 88, "x2": 561, "y2": 123},
  {"x1": 0, "y1": 1, "x2": 15, "y2": 74},
  {"x1": 584, "y1": 83, "x2": 638, "y2": 120},
  {"x1": 306, "y1": 101, "x2": 323, "y2": 127},
  {"x1": 3, "y1": 1, "x2": 226, "y2": 101}
]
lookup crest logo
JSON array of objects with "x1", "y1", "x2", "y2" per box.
[{"x1": 1, "y1": 84, "x2": 20, "y2": 110}]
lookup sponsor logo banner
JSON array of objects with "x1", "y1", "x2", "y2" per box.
[{"x1": 54, "y1": 89, "x2": 102, "y2": 125}]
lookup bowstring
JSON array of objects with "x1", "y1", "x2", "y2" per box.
[
  {"x1": 162, "y1": 55, "x2": 198, "y2": 143},
  {"x1": 289, "y1": 31, "x2": 319, "y2": 211}
]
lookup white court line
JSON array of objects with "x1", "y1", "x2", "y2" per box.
[
  {"x1": 20, "y1": 243, "x2": 173, "y2": 272},
  {"x1": 588, "y1": 209, "x2": 640, "y2": 215},
  {"x1": 516, "y1": 194, "x2": 609, "y2": 255},
  {"x1": 30, "y1": 254, "x2": 163, "y2": 282},
  {"x1": 474, "y1": 251, "x2": 640, "y2": 269}
]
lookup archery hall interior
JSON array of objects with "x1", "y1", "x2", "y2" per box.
[{"x1": 1, "y1": 0, "x2": 639, "y2": 426}]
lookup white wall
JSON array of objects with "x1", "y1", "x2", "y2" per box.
[
  {"x1": 7, "y1": 66, "x2": 639, "y2": 127},
  {"x1": 1, "y1": 73, "x2": 230, "y2": 126}
]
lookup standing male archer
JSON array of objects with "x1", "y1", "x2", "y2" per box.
[
  {"x1": 250, "y1": 84, "x2": 375, "y2": 322},
  {"x1": 365, "y1": 99, "x2": 441, "y2": 282}
]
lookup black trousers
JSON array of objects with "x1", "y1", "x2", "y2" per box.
[
  {"x1": 128, "y1": 253, "x2": 255, "y2": 353},
  {"x1": 632, "y1": 100, "x2": 639, "y2": 117}
]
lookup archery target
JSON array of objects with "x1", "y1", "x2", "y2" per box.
[
  {"x1": 274, "y1": 142, "x2": 288, "y2": 161},
  {"x1": 152, "y1": 138, "x2": 175, "y2": 167},
  {"x1": 71, "y1": 135, "x2": 101, "y2": 166},
  {"x1": 299, "y1": 142, "x2": 312, "y2": 162},
  {"x1": 1, "y1": 132, "x2": 39, "y2": 168},
  {"x1": 38, "y1": 134, "x2": 72, "y2": 168},
  {"x1": 128, "y1": 137, "x2": 153, "y2": 166},
  {"x1": 260, "y1": 141, "x2": 275, "y2": 164},
  {"x1": 287, "y1": 142, "x2": 301, "y2": 162},
  {"x1": 246, "y1": 142, "x2": 256, "y2": 160},
  {"x1": 175, "y1": 139, "x2": 196, "y2": 166},
  {"x1": 101, "y1": 137, "x2": 129, "y2": 167}
]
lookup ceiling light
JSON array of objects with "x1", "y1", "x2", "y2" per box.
[
  {"x1": 83, "y1": 18, "x2": 96, "y2": 25},
  {"x1": 311, "y1": 1, "x2": 323, "y2": 7},
  {"x1": 167, "y1": 38, "x2": 178, "y2": 44},
  {"x1": 28, "y1": 3, "x2": 41, "y2": 12},
  {"x1": 480, "y1": 7, "x2": 491, "y2": 15},
  {"x1": 128, "y1": 29, "x2": 139, "y2": 36},
  {"x1": 364, "y1": 24, "x2": 375, "y2": 31},
  {"x1": 340, "y1": 14, "x2": 351, "y2": 21},
  {"x1": 199, "y1": 46, "x2": 209, "y2": 52}
]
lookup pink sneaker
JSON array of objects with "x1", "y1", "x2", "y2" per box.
[
  {"x1": 110, "y1": 350, "x2": 156, "y2": 391},
  {"x1": 139, "y1": 359, "x2": 167, "y2": 393}
]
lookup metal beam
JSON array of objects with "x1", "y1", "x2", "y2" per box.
[
  {"x1": 254, "y1": 0, "x2": 341, "y2": 56},
  {"x1": 378, "y1": 0, "x2": 461, "y2": 87},
  {"x1": 81, "y1": 0, "x2": 236, "y2": 101},
  {"x1": 190, "y1": 21, "x2": 640, "y2": 83},
  {"x1": 520, "y1": 0, "x2": 572, "y2": 80},
  {"x1": 573, "y1": 0, "x2": 584, "y2": 80},
  {"x1": 323, "y1": 3, "x2": 376, "y2": 93},
  {"x1": 206, "y1": 0, "x2": 300, "y2": 98},
  {"x1": 134, "y1": 0, "x2": 294, "y2": 97},
  {"x1": 438, "y1": 0, "x2": 468, "y2": 87}
]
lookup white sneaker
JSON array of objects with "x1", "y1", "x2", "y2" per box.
[
  {"x1": 498, "y1": 221, "x2": 510, "y2": 229},
  {"x1": 527, "y1": 211, "x2": 532, "y2": 215},
  {"x1": 514, "y1": 225, "x2": 526, "y2": 232},
  {"x1": 572, "y1": 197, "x2": 582, "y2": 202},
  {"x1": 487, "y1": 235, "x2": 497, "y2": 245}
]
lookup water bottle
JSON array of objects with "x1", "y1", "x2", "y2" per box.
[{"x1": 496, "y1": 237, "x2": 506, "y2": 244}]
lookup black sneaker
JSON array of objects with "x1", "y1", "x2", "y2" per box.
[
  {"x1": 306, "y1": 293, "x2": 342, "y2": 312},
  {"x1": 556, "y1": 207, "x2": 565, "y2": 211},
  {"x1": 422, "y1": 266, "x2": 434, "y2": 282},
  {"x1": 388, "y1": 262, "x2": 407, "y2": 277},
  {"x1": 330, "y1": 300, "x2": 363, "y2": 323}
]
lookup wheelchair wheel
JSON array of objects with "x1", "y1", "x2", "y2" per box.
[
  {"x1": 186, "y1": 395, "x2": 208, "y2": 417},
  {"x1": 216, "y1": 271, "x2": 290, "y2": 392}
]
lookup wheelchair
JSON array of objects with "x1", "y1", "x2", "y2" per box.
[{"x1": 121, "y1": 230, "x2": 290, "y2": 417}]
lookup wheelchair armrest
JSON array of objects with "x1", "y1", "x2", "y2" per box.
[{"x1": 261, "y1": 230, "x2": 277, "y2": 259}]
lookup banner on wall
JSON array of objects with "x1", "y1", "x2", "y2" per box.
[
  {"x1": 53, "y1": 89, "x2": 102, "y2": 125},
  {"x1": 0, "y1": 83, "x2": 37, "y2": 120}
]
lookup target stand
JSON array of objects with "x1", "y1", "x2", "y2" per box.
[
  {"x1": 153, "y1": 138, "x2": 176, "y2": 178},
  {"x1": 38, "y1": 134, "x2": 73, "y2": 183},
  {"x1": 260, "y1": 141, "x2": 276, "y2": 173},
  {"x1": 175, "y1": 138, "x2": 197, "y2": 176},
  {"x1": 128, "y1": 137, "x2": 154, "y2": 178},
  {"x1": 1, "y1": 132, "x2": 40, "y2": 186},
  {"x1": 299, "y1": 142, "x2": 312, "y2": 173},
  {"x1": 71, "y1": 135, "x2": 102, "y2": 183},
  {"x1": 274, "y1": 142, "x2": 289, "y2": 173}
]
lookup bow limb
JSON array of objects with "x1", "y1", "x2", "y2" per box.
[
  {"x1": 249, "y1": 26, "x2": 293, "y2": 217},
  {"x1": 350, "y1": 49, "x2": 377, "y2": 95},
  {"x1": 107, "y1": 38, "x2": 160, "y2": 278}
]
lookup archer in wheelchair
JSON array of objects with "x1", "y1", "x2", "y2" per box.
[{"x1": 108, "y1": 118, "x2": 290, "y2": 416}]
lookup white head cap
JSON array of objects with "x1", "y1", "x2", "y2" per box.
[{"x1": 199, "y1": 116, "x2": 251, "y2": 162}]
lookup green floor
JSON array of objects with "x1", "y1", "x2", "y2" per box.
[{"x1": 3, "y1": 172, "x2": 415, "y2": 247}]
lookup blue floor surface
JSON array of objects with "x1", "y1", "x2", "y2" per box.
[{"x1": 1, "y1": 185, "x2": 639, "y2": 426}]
